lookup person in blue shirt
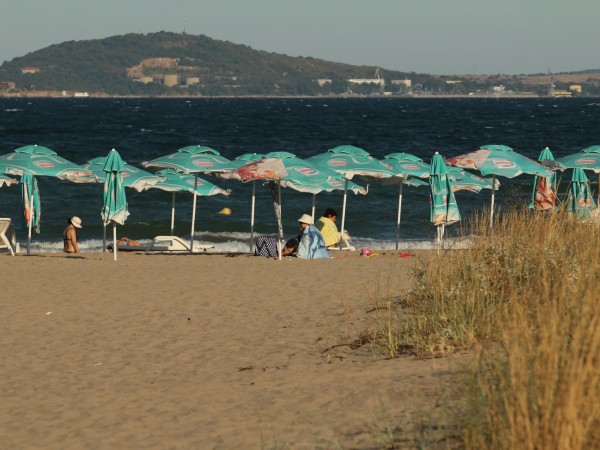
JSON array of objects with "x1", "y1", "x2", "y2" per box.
[{"x1": 281, "y1": 214, "x2": 330, "y2": 259}]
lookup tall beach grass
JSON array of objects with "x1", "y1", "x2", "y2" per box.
[{"x1": 363, "y1": 208, "x2": 600, "y2": 448}]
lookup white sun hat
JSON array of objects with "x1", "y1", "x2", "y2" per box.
[
  {"x1": 297, "y1": 214, "x2": 313, "y2": 225},
  {"x1": 71, "y1": 216, "x2": 83, "y2": 228}
]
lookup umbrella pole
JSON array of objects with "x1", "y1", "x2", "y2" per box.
[
  {"x1": 339, "y1": 179, "x2": 348, "y2": 249},
  {"x1": 27, "y1": 191, "x2": 34, "y2": 256},
  {"x1": 311, "y1": 194, "x2": 316, "y2": 222},
  {"x1": 489, "y1": 175, "x2": 496, "y2": 228},
  {"x1": 113, "y1": 223, "x2": 117, "y2": 261},
  {"x1": 103, "y1": 223, "x2": 107, "y2": 252},
  {"x1": 250, "y1": 181, "x2": 256, "y2": 252},
  {"x1": 171, "y1": 192, "x2": 176, "y2": 236},
  {"x1": 395, "y1": 182, "x2": 404, "y2": 251},
  {"x1": 190, "y1": 175, "x2": 198, "y2": 253},
  {"x1": 277, "y1": 181, "x2": 283, "y2": 260}
]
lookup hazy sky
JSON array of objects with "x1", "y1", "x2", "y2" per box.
[{"x1": 2, "y1": 0, "x2": 599, "y2": 75}]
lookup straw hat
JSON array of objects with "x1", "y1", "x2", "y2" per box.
[
  {"x1": 218, "y1": 207, "x2": 232, "y2": 215},
  {"x1": 297, "y1": 214, "x2": 313, "y2": 225},
  {"x1": 71, "y1": 216, "x2": 83, "y2": 228}
]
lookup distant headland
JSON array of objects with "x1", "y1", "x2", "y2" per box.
[{"x1": 1, "y1": 31, "x2": 599, "y2": 98}]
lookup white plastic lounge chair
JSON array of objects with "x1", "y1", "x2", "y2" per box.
[
  {"x1": 328, "y1": 230, "x2": 356, "y2": 251},
  {"x1": 146, "y1": 236, "x2": 215, "y2": 253},
  {"x1": 0, "y1": 218, "x2": 17, "y2": 256}
]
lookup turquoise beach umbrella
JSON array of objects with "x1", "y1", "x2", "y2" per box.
[
  {"x1": 447, "y1": 144, "x2": 549, "y2": 226},
  {"x1": 555, "y1": 145, "x2": 600, "y2": 206},
  {"x1": 529, "y1": 147, "x2": 558, "y2": 211},
  {"x1": 308, "y1": 145, "x2": 394, "y2": 248},
  {"x1": 21, "y1": 172, "x2": 41, "y2": 236},
  {"x1": 148, "y1": 168, "x2": 230, "y2": 236},
  {"x1": 448, "y1": 169, "x2": 499, "y2": 193},
  {"x1": 101, "y1": 149, "x2": 129, "y2": 261},
  {"x1": 429, "y1": 153, "x2": 460, "y2": 245},
  {"x1": 0, "y1": 174, "x2": 18, "y2": 188},
  {"x1": 566, "y1": 168, "x2": 596, "y2": 219}
]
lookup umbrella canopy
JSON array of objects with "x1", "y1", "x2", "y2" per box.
[
  {"x1": 566, "y1": 168, "x2": 596, "y2": 219},
  {"x1": 429, "y1": 153, "x2": 461, "y2": 245},
  {"x1": 446, "y1": 144, "x2": 550, "y2": 178},
  {"x1": 0, "y1": 145, "x2": 91, "y2": 181},
  {"x1": 555, "y1": 145, "x2": 600, "y2": 206},
  {"x1": 529, "y1": 147, "x2": 559, "y2": 211},
  {"x1": 0, "y1": 174, "x2": 18, "y2": 188},
  {"x1": 446, "y1": 144, "x2": 550, "y2": 226},
  {"x1": 82, "y1": 157, "x2": 164, "y2": 192},
  {"x1": 448, "y1": 169, "x2": 500, "y2": 193},
  {"x1": 101, "y1": 149, "x2": 129, "y2": 260},
  {"x1": 142, "y1": 145, "x2": 239, "y2": 174}
]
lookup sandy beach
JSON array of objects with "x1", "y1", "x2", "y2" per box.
[{"x1": 0, "y1": 251, "x2": 467, "y2": 449}]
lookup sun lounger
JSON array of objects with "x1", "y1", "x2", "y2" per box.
[
  {"x1": 145, "y1": 236, "x2": 215, "y2": 253},
  {"x1": 0, "y1": 218, "x2": 17, "y2": 256}
]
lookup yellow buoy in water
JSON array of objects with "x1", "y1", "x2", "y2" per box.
[{"x1": 218, "y1": 207, "x2": 232, "y2": 215}]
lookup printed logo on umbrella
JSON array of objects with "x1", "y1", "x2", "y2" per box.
[
  {"x1": 193, "y1": 160, "x2": 214, "y2": 168},
  {"x1": 575, "y1": 157, "x2": 599, "y2": 165},
  {"x1": 490, "y1": 159, "x2": 516, "y2": 168},
  {"x1": 33, "y1": 160, "x2": 55, "y2": 168},
  {"x1": 186, "y1": 179, "x2": 204, "y2": 186},
  {"x1": 381, "y1": 162, "x2": 393, "y2": 170},
  {"x1": 292, "y1": 166, "x2": 318, "y2": 176},
  {"x1": 122, "y1": 172, "x2": 131, "y2": 178},
  {"x1": 401, "y1": 164, "x2": 422, "y2": 171},
  {"x1": 328, "y1": 159, "x2": 349, "y2": 167},
  {"x1": 327, "y1": 180, "x2": 343, "y2": 187}
]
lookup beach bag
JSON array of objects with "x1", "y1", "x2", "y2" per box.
[{"x1": 255, "y1": 236, "x2": 278, "y2": 257}]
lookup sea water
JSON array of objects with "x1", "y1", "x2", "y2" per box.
[{"x1": 1, "y1": 97, "x2": 598, "y2": 252}]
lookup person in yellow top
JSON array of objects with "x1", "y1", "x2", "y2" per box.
[{"x1": 315, "y1": 207, "x2": 340, "y2": 248}]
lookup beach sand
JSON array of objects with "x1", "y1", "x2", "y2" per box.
[{"x1": 0, "y1": 251, "x2": 467, "y2": 449}]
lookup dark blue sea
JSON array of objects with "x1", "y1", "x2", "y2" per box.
[{"x1": 1, "y1": 97, "x2": 598, "y2": 252}]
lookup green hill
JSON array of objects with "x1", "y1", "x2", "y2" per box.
[{"x1": 0, "y1": 31, "x2": 431, "y2": 96}]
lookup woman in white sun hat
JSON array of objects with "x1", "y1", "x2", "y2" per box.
[
  {"x1": 63, "y1": 216, "x2": 82, "y2": 253},
  {"x1": 281, "y1": 213, "x2": 329, "y2": 259}
]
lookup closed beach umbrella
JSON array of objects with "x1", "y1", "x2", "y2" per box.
[
  {"x1": 101, "y1": 149, "x2": 129, "y2": 261},
  {"x1": 555, "y1": 145, "x2": 600, "y2": 206},
  {"x1": 148, "y1": 168, "x2": 230, "y2": 237},
  {"x1": 308, "y1": 145, "x2": 394, "y2": 248},
  {"x1": 0, "y1": 145, "x2": 92, "y2": 254},
  {"x1": 446, "y1": 144, "x2": 549, "y2": 226},
  {"x1": 429, "y1": 152, "x2": 461, "y2": 245},
  {"x1": 21, "y1": 173, "x2": 41, "y2": 244},
  {"x1": 529, "y1": 147, "x2": 558, "y2": 211},
  {"x1": 566, "y1": 168, "x2": 596, "y2": 219}
]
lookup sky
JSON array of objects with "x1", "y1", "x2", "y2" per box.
[{"x1": 2, "y1": 0, "x2": 600, "y2": 75}]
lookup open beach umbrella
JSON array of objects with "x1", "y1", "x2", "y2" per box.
[
  {"x1": 529, "y1": 147, "x2": 558, "y2": 211},
  {"x1": 229, "y1": 157, "x2": 288, "y2": 258},
  {"x1": 447, "y1": 168, "x2": 500, "y2": 193},
  {"x1": 446, "y1": 144, "x2": 549, "y2": 226},
  {"x1": 148, "y1": 168, "x2": 230, "y2": 237},
  {"x1": 101, "y1": 149, "x2": 129, "y2": 261},
  {"x1": 429, "y1": 153, "x2": 461, "y2": 245},
  {"x1": 566, "y1": 168, "x2": 596, "y2": 219},
  {"x1": 143, "y1": 146, "x2": 239, "y2": 250},
  {"x1": 555, "y1": 145, "x2": 600, "y2": 205},
  {"x1": 381, "y1": 153, "x2": 431, "y2": 250},
  {"x1": 308, "y1": 145, "x2": 394, "y2": 248},
  {"x1": 232, "y1": 153, "x2": 264, "y2": 249},
  {"x1": 0, "y1": 145, "x2": 92, "y2": 254}
]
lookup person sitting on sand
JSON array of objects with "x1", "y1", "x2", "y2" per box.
[
  {"x1": 315, "y1": 207, "x2": 340, "y2": 248},
  {"x1": 282, "y1": 214, "x2": 329, "y2": 259},
  {"x1": 63, "y1": 216, "x2": 82, "y2": 253}
]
